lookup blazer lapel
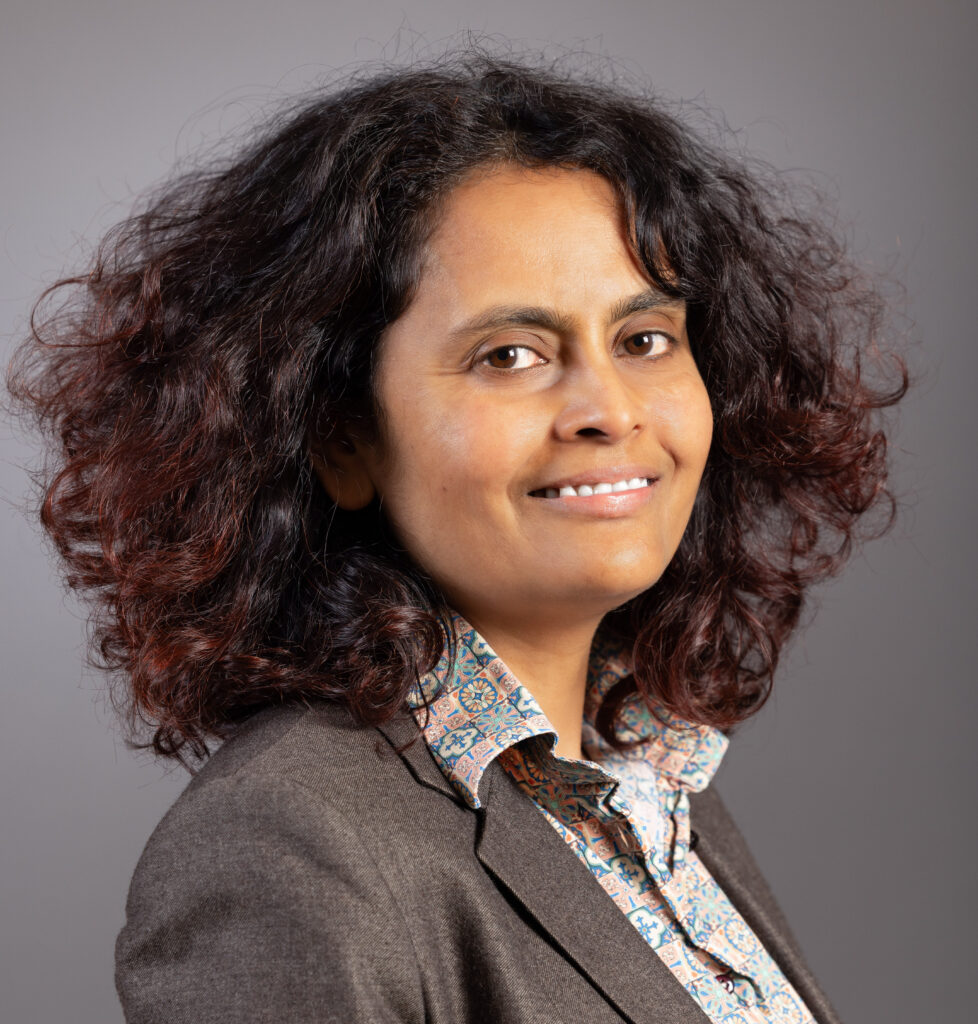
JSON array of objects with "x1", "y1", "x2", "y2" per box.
[
  {"x1": 378, "y1": 714, "x2": 840, "y2": 1024},
  {"x1": 378, "y1": 714, "x2": 709, "y2": 1024},
  {"x1": 689, "y1": 791, "x2": 844, "y2": 1024},
  {"x1": 475, "y1": 756, "x2": 712, "y2": 1024}
]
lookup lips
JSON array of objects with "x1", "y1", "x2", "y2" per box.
[
  {"x1": 527, "y1": 466, "x2": 660, "y2": 498},
  {"x1": 530, "y1": 477, "x2": 652, "y2": 498}
]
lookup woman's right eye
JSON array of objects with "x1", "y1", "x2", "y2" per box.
[{"x1": 481, "y1": 345, "x2": 545, "y2": 370}]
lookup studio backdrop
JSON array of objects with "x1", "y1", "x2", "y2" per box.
[{"x1": 1, "y1": 2, "x2": 974, "y2": 1022}]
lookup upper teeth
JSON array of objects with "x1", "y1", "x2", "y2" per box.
[{"x1": 543, "y1": 478, "x2": 650, "y2": 499}]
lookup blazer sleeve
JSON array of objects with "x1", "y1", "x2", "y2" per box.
[{"x1": 115, "y1": 769, "x2": 427, "y2": 1024}]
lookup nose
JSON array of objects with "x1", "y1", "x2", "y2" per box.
[{"x1": 552, "y1": 349, "x2": 646, "y2": 443}]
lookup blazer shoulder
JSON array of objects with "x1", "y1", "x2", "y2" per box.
[
  {"x1": 130, "y1": 702, "x2": 434, "y2": 896},
  {"x1": 175, "y1": 699, "x2": 418, "y2": 801},
  {"x1": 117, "y1": 703, "x2": 429, "y2": 1023}
]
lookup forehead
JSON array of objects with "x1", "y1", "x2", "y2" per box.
[
  {"x1": 413, "y1": 164, "x2": 652, "y2": 310},
  {"x1": 397, "y1": 163, "x2": 659, "y2": 333},
  {"x1": 436, "y1": 162, "x2": 623, "y2": 231}
]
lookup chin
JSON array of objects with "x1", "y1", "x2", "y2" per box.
[
  {"x1": 548, "y1": 574, "x2": 663, "y2": 614},
  {"x1": 585, "y1": 557, "x2": 667, "y2": 593}
]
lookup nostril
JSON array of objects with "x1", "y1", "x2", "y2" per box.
[{"x1": 575, "y1": 427, "x2": 607, "y2": 438}]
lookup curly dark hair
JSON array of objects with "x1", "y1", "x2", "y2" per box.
[{"x1": 7, "y1": 50, "x2": 907, "y2": 766}]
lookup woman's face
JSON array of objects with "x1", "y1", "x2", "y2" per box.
[{"x1": 333, "y1": 164, "x2": 713, "y2": 634}]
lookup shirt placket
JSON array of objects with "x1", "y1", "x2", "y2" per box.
[{"x1": 654, "y1": 789, "x2": 774, "y2": 1011}]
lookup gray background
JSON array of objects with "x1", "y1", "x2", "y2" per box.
[{"x1": 1, "y1": 1, "x2": 974, "y2": 1022}]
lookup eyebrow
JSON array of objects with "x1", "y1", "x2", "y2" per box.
[{"x1": 448, "y1": 288, "x2": 684, "y2": 340}]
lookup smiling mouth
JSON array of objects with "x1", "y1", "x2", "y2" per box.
[{"x1": 529, "y1": 477, "x2": 653, "y2": 499}]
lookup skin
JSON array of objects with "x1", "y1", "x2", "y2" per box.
[{"x1": 313, "y1": 164, "x2": 713, "y2": 760}]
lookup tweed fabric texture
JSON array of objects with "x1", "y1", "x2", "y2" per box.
[{"x1": 116, "y1": 698, "x2": 843, "y2": 1023}]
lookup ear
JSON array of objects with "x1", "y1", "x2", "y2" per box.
[{"x1": 308, "y1": 430, "x2": 378, "y2": 511}]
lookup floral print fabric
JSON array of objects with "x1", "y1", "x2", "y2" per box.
[{"x1": 406, "y1": 614, "x2": 814, "y2": 1024}]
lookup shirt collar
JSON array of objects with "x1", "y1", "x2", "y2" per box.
[{"x1": 406, "y1": 611, "x2": 728, "y2": 810}]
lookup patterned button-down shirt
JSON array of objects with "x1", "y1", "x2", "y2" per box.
[{"x1": 406, "y1": 613, "x2": 815, "y2": 1024}]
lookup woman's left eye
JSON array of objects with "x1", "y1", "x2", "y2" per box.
[
  {"x1": 621, "y1": 331, "x2": 673, "y2": 358},
  {"x1": 481, "y1": 345, "x2": 545, "y2": 370}
]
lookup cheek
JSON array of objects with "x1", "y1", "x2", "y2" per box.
[
  {"x1": 381, "y1": 393, "x2": 524, "y2": 525},
  {"x1": 424, "y1": 394, "x2": 535, "y2": 491},
  {"x1": 656, "y1": 374, "x2": 714, "y2": 472}
]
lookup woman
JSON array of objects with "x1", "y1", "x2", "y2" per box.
[{"x1": 9, "y1": 52, "x2": 906, "y2": 1023}]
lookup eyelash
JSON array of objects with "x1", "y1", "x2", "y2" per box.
[{"x1": 478, "y1": 330, "x2": 675, "y2": 371}]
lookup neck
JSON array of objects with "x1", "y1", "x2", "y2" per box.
[{"x1": 454, "y1": 608, "x2": 603, "y2": 762}]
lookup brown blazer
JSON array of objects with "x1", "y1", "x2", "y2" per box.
[{"x1": 115, "y1": 700, "x2": 843, "y2": 1023}]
